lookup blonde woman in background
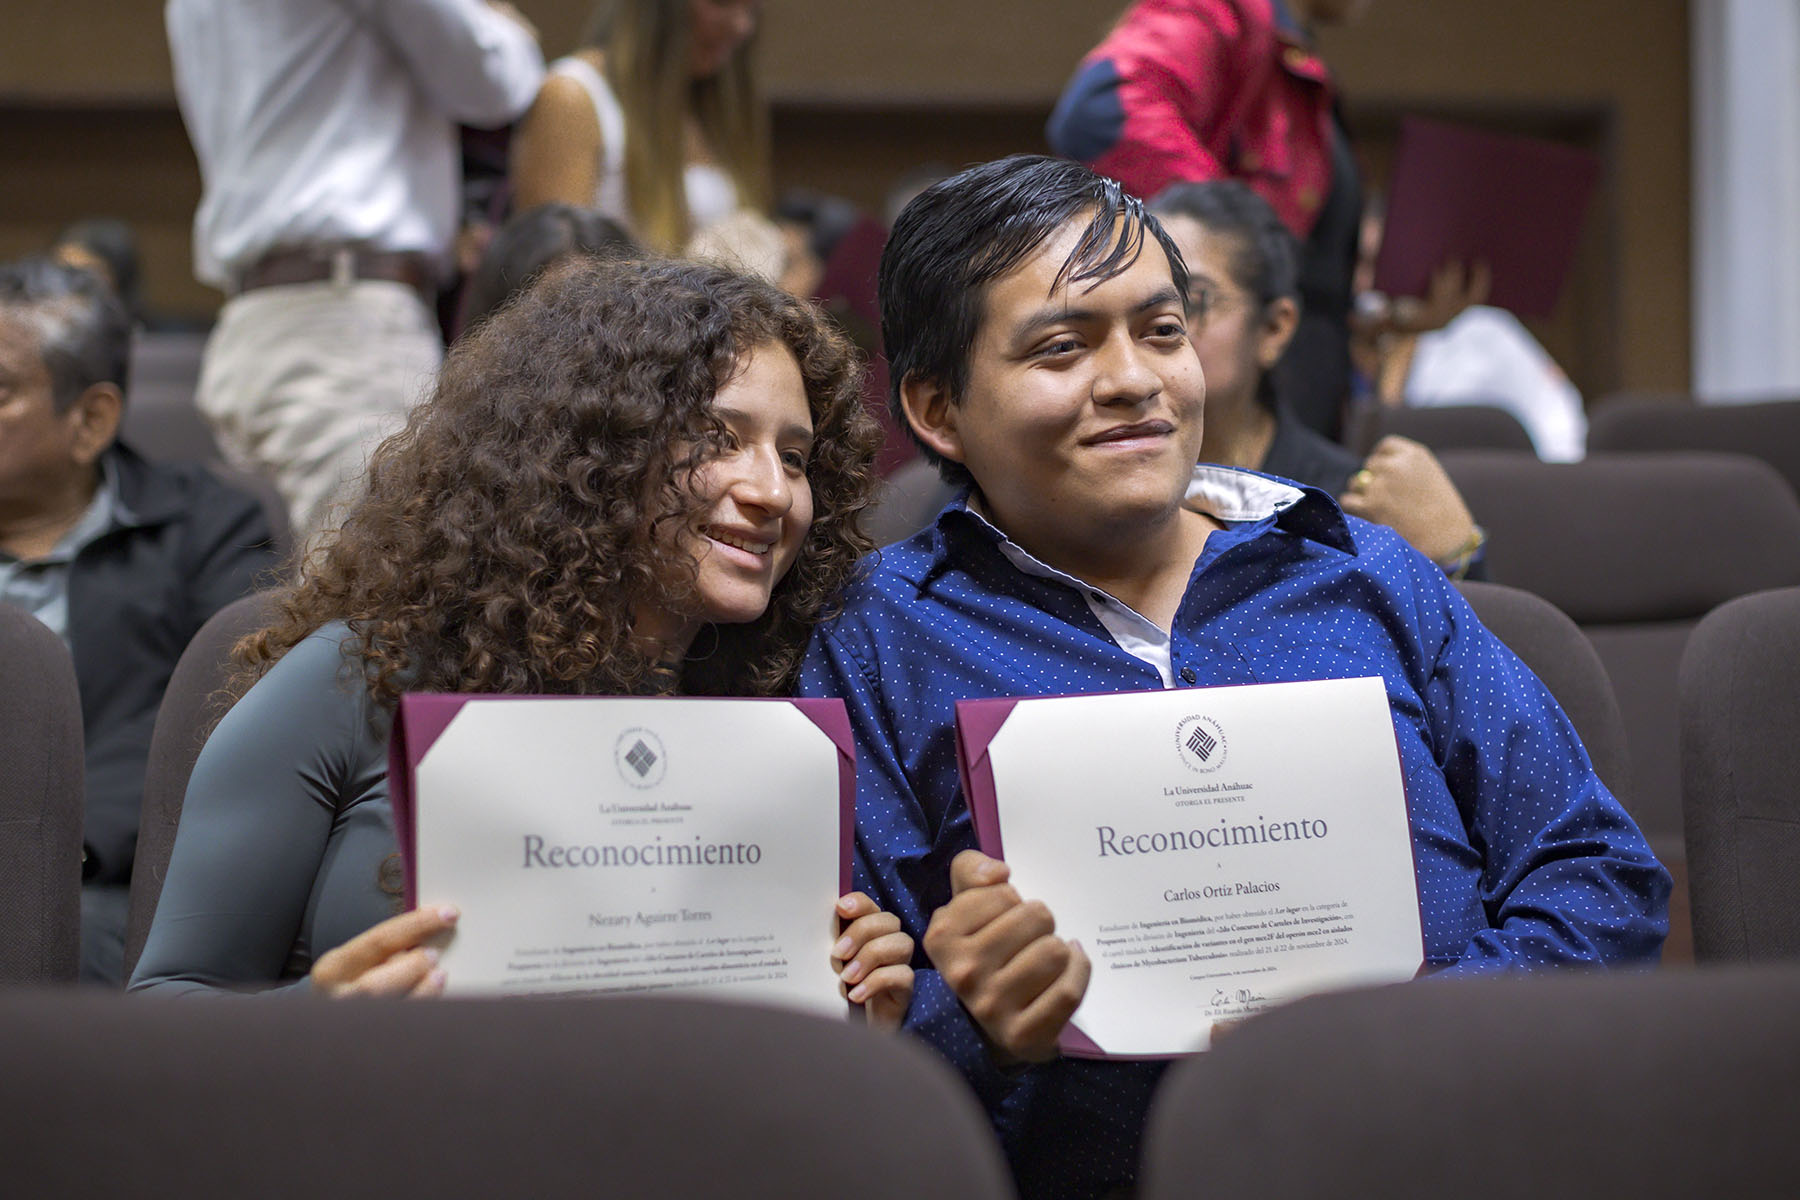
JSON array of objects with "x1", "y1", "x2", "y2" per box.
[{"x1": 511, "y1": 0, "x2": 770, "y2": 256}]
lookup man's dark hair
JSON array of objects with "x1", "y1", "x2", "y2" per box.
[
  {"x1": 0, "y1": 255, "x2": 132, "y2": 411},
  {"x1": 877, "y1": 154, "x2": 1188, "y2": 484}
]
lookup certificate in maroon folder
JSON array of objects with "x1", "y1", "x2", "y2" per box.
[
  {"x1": 956, "y1": 682, "x2": 1423, "y2": 1060},
  {"x1": 1373, "y1": 116, "x2": 1600, "y2": 318},
  {"x1": 388, "y1": 694, "x2": 856, "y2": 910}
]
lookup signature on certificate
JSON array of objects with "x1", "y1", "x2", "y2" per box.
[{"x1": 1210, "y1": 986, "x2": 1268, "y2": 1008}]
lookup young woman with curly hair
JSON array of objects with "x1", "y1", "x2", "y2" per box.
[{"x1": 130, "y1": 257, "x2": 910, "y2": 1025}]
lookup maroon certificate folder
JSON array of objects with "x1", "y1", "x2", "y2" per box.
[
  {"x1": 389, "y1": 694, "x2": 856, "y2": 910},
  {"x1": 1373, "y1": 116, "x2": 1600, "y2": 318},
  {"x1": 956, "y1": 694, "x2": 1129, "y2": 1059}
]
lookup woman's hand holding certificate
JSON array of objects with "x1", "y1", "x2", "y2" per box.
[
  {"x1": 310, "y1": 905, "x2": 460, "y2": 999},
  {"x1": 834, "y1": 892, "x2": 915, "y2": 1030}
]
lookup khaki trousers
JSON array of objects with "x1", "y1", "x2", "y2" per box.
[{"x1": 195, "y1": 279, "x2": 443, "y2": 544}]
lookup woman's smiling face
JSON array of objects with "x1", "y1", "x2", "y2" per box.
[
  {"x1": 1157, "y1": 213, "x2": 1296, "y2": 421},
  {"x1": 638, "y1": 339, "x2": 815, "y2": 653}
]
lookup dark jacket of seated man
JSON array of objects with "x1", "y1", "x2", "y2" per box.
[
  {"x1": 0, "y1": 257, "x2": 278, "y2": 982},
  {"x1": 66, "y1": 441, "x2": 276, "y2": 888},
  {"x1": 796, "y1": 155, "x2": 1670, "y2": 1200}
]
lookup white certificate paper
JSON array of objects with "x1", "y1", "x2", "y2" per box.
[
  {"x1": 957, "y1": 677, "x2": 1423, "y2": 1058},
  {"x1": 390, "y1": 695, "x2": 852, "y2": 1019}
]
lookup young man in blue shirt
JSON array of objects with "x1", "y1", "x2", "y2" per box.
[{"x1": 796, "y1": 155, "x2": 1669, "y2": 1200}]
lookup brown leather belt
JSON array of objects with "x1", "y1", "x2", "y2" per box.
[{"x1": 235, "y1": 246, "x2": 437, "y2": 297}]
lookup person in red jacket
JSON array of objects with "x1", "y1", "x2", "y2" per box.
[{"x1": 1048, "y1": 0, "x2": 1369, "y2": 439}]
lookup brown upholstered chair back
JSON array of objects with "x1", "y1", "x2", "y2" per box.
[
  {"x1": 1142, "y1": 968, "x2": 1800, "y2": 1200},
  {"x1": 1589, "y1": 397, "x2": 1800, "y2": 502},
  {"x1": 1439, "y1": 451, "x2": 1800, "y2": 842},
  {"x1": 121, "y1": 329, "x2": 219, "y2": 463},
  {"x1": 0, "y1": 991, "x2": 1016, "y2": 1199},
  {"x1": 0, "y1": 607, "x2": 84, "y2": 984},
  {"x1": 121, "y1": 591, "x2": 279, "y2": 983},
  {"x1": 1681, "y1": 587, "x2": 1800, "y2": 962},
  {"x1": 207, "y1": 464, "x2": 294, "y2": 563},
  {"x1": 1350, "y1": 403, "x2": 1537, "y2": 457}
]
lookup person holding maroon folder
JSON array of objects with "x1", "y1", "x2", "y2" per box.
[
  {"x1": 1149, "y1": 179, "x2": 1487, "y2": 576},
  {"x1": 131, "y1": 257, "x2": 913, "y2": 1026}
]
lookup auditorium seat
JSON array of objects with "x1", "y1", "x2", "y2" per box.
[
  {"x1": 1456, "y1": 580, "x2": 1629, "y2": 800},
  {"x1": 1681, "y1": 587, "x2": 1800, "y2": 962},
  {"x1": 0, "y1": 991, "x2": 1015, "y2": 1199},
  {"x1": 1588, "y1": 396, "x2": 1800, "y2": 501},
  {"x1": 208, "y1": 463, "x2": 295, "y2": 564},
  {"x1": 1141, "y1": 968, "x2": 1800, "y2": 1199},
  {"x1": 0, "y1": 605, "x2": 84, "y2": 984},
  {"x1": 1453, "y1": 579, "x2": 1688, "y2": 957},
  {"x1": 1440, "y1": 451, "x2": 1800, "y2": 964},
  {"x1": 1349, "y1": 402, "x2": 1537, "y2": 457},
  {"x1": 1438, "y1": 450, "x2": 1800, "y2": 844},
  {"x1": 121, "y1": 591, "x2": 279, "y2": 983},
  {"x1": 121, "y1": 329, "x2": 219, "y2": 464}
]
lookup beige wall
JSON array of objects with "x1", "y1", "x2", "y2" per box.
[{"x1": 0, "y1": 0, "x2": 1689, "y2": 392}]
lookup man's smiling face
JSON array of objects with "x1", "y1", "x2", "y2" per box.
[{"x1": 920, "y1": 213, "x2": 1205, "y2": 561}]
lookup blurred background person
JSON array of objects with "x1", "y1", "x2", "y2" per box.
[
  {"x1": 164, "y1": 0, "x2": 543, "y2": 544},
  {"x1": 1151, "y1": 180, "x2": 1486, "y2": 577},
  {"x1": 49, "y1": 219, "x2": 144, "y2": 329},
  {"x1": 511, "y1": 0, "x2": 769, "y2": 256},
  {"x1": 1389, "y1": 304, "x2": 1587, "y2": 462},
  {"x1": 1049, "y1": 0, "x2": 1483, "y2": 444},
  {"x1": 771, "y1": 187, "x2": 861, "y2": 302},
  {"x1": 0, "y1": 257, "x2": 276, "y2": 985},
  {"x1": 1355, "y1": 202, "x2": 1587, "y2": 461},
  {"x1": 456, "y1": 202, "x2": 637, "y2": 333}
]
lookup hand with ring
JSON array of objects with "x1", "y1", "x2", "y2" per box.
[{"x1": 1339, "y1": 437, "x2": 1478, "y2": 564}]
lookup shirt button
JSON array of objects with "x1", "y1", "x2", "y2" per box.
[{"x1": 1180, "y1": 667, "x2": 1197, "y2": 684}]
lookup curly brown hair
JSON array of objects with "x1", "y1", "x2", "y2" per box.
[{"x1": 235, "y1": 255, "x2": 879, "y2": 702}]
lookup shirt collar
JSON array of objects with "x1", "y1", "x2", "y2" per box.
[
  {"x1": 61, "y1": 457, "x2": 123, "y2": 559},
  {"x1": 1, "y1": 458, "x2": 122, "y2": 567},
  {"x1": 931, "y1": 462, "x2": 1356, "y2": 583}
]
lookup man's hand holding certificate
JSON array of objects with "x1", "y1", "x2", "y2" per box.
[
  {"x1": 389, "y1": 694, "x2": 881, "y2": 1020},
  {"x1": 952, "y1": 677, "x2": 1425, "y2": 1059}
]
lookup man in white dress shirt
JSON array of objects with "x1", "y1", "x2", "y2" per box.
[{"x1": 165, "y1": 0, "x2": 543, "y2": 540}]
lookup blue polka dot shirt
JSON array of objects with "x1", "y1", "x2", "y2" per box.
[{"x1": 797, "y1": 465, "x2": 1670, "y2": 1200}]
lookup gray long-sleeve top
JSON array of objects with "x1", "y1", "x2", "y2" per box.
[{"x1": 130, "y1": 624, "x2": 399, "y2": 995}]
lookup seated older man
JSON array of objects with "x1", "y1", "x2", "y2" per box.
[
  {"x1": 0, "y1": 257, "x2": 277, "y2": 984},
  {"x1": 798, "y1": 156, "x2": 1669, "y2": 1200}
]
